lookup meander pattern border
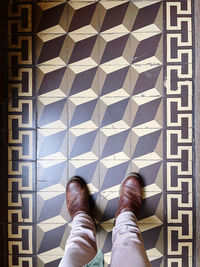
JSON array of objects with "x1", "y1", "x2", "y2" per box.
[
  {"x1": 7, "y1": 1, "x2": 35, "y2": 266},
  {"x1": 164, "y1": 0, "x2": 194, "y2": 266}
]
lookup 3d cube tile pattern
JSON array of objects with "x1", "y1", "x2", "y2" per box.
[{"x1": 7, "y1": 0, "x2": 195, "y2": 267}]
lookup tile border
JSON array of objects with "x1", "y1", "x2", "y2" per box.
[
  {"x1": 7, "y1": 1, "x2": 35, "y2": 267},
  {"x1": 164, "y1": 0, "x2": 195, "y2": 266}
]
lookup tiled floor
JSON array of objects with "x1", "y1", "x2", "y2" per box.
[{"x1": 5, "y1": 0, "x2": 196, "y2": 266}]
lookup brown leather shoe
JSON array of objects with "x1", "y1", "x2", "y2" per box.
[
  {"x1": 66, "y1": 177, "x2": 91, "y2": 220},
  {"x1": 115, "y1": 173, "x2": 142, "y2": 220}
]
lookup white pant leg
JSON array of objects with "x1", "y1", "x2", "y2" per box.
[
  {"x1": 58, "y1": 213, "x2": 97, "y2": 267},
  {"x1": 110, "y1": 211, "x2": 151, "y2": 267}
]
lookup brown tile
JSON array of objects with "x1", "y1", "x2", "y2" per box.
[
  {"x1": 8, "y1": 97, "x2": 36, "y2": 130},
  {"x1": 164, "y1": 64, "x2": 193, "y2": 96},
  {"x1": 7, "y1": 35, "x2": 33, "y2": 67},
  {"x1": 37, "y1": 223, "x2": 67, "y2": 254},
  {"x1": 8, "y1": 4, "x2": 32, "y2": 34},
  {"x1": 166, "y1": 192, "x2": 193, "y2": 227},
  {"x1": 100, "y1": 97, "x2": 131, "y2": 128},
  {"x1": 139, "y1": 192, "x2": 163, "y2": 222},
  {"x1": 37, "y1": 98, "x2": 67, "y2": 129},
  {"x1": 131, "y1": 96, "x2": 163, "y2": 128},
  {"x1": 37, "y1": 67, "x2": 68, "y2": 98},
  {"x1": 37, "y1": 255, "x2": 63, "y2": 267},
  {"x1": 131, "y1": 33, "x2": 162, "y2": 64},
  {"x1": 99, "y1": 65, "x2": 131, "y2": 97},
  {"x1": 35, "y1": 2, "x2": 67, "y2": 33},
  {"x1": 165, "y1": 256, "x2": 194, "y2": 267},
  {"x1": 165, "y1": 161, "x2": 193, "y2": 193},
  {"x1": 142, "y1": 224, "x2": 163, "y2": 253},
  {"x1": 99, "y1": 33, "x2": 131, "y2": 64},
  {"x1": 8, "y1": 223, "x2": 35, "y2": 254},
  {"x1": 8, "y1": 192, "x2": 36, "y2": 224},
  {"x1": 99, "y1": 1, "x2": 130, "y2": 33},
  {"x1": 131, "y1": 129, "x2": 163, "y2": 160},
  {"x1": 131, "y1": 160, "x2": 163, "y2": 190},
  {"x1": 98, "y1": 192, "x2": 119, "y2": 223},
  {"x1": 37, "y1": 180, "x2": 66, "y2": 192},
  {"x1": 8, "y1": 161, "x2": 36, "y2": 192},
  {"x1": 99, "y1": 159, "x2": 130, "y2": 191},
  {"x1": 167, "y1": 129, "x2": 192, "y2": 160},
  {"x1": 8, "y1": 255, "x2": 36, "y2": 267},
  {"x1": 7, "y1": 67, "x2": 36, "y2": 98},
  {"x1": 67, "y1": 33, "x2": 99, "y2": 65},
  {"x1": 131, "y1": 1, "x2": 162, "y2": 32},
  {"x1": 164, "y1": 0, "x2": 191, "y2": 31},
  {"x1": 68, "y1": 97, "x2": 99, "y2": 128},
  {"x1": 68, "y1": 65, "x2": 98, "y2": 97},
  {"x1": 36, "y1": 34, "x2": 67, "y2": 65},
  {"x1": 68, "y1": 129, "x2": 99, "y2": 159},
  {"x1": 37, "y1": 159, "x2": 68, "y2": 182},
  {"x1": 8, "y1": 129, "x2": 36, "y2": 161},
  {"x1": 37, "y1": 191, "x2": 66, "y2": 223},
  {"x1": 150, "y1": 257, "x2": 164, "y2": 267},
  {"x1": 131, "y1": 66, "x2": 163, "y2": 96},
  {"x1": 167, "y1": 33, "x2": 192, "y2": 64},
  {"x1": 37, "y1": 128, "x2": 67, "y2": 160},
  {"x1": 67, "y1": 2, "x2": 99, "y2": 33},
  {"x1": 166, "y1": 95, "x2": 193, "y2": 127},
  {"x1": 69, "y1": 160, "x2": 99, "y2": 190},
  {"x1": 100, "y1": 129, "x2": 131, "y2": 159}
]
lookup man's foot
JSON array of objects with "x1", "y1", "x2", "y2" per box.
[
  {"x1": 115, "y1": 173, "x2": 142, "y2": 220},
  {"x1": 66, "y1": 177, "x2": 91, "y2": 220}
]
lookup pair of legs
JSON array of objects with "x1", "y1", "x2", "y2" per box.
[{"x1": 59, "y1": 173, "x2": 151, "y2": 267}]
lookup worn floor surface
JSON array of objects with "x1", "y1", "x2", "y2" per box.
[{"x1": 5, "y1": 0, "x2": 195, "y2": 266}]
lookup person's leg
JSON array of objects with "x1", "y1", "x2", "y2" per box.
[
  {"x1": 59, "y1": 212, "x2": 97, "y2": 267},
  {"x1": 110, "y1": 211, "x2": 151, "y2": 267},
  {"x1": 59, "y1": 177, "x2": 97, "y2": 267},
  {"x1": 110, "y1": 173, "x2": 151, "y2": 267}
]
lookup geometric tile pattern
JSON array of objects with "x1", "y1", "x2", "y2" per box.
[
  {"x1": 36, "y1": 1, "x2": 164, "y2": 266},
  {"x1": 164, "y1": 1, "x2": 194, "y2": 266},
  {"x1": 7, "y1": 1, "x2": 35, "y2": 267},
  {"x1": 6, "y1": 0, "x2": 195, "y2": 267}
]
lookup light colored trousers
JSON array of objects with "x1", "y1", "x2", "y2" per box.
[{"x1": 59, "y1": 211, "x2": 151, "y2": 267}]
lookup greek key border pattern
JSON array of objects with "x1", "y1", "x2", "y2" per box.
[
  {"x1": 8, "y1": 1, "x2": 35, "y2": 267},
  {"x1": 165, "y1": 1, "x2": 194, "y2": 266}
]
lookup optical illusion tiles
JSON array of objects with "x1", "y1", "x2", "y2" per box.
[{"x1": 7, "y1": 0, "x2": 195, "y2": 267}]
